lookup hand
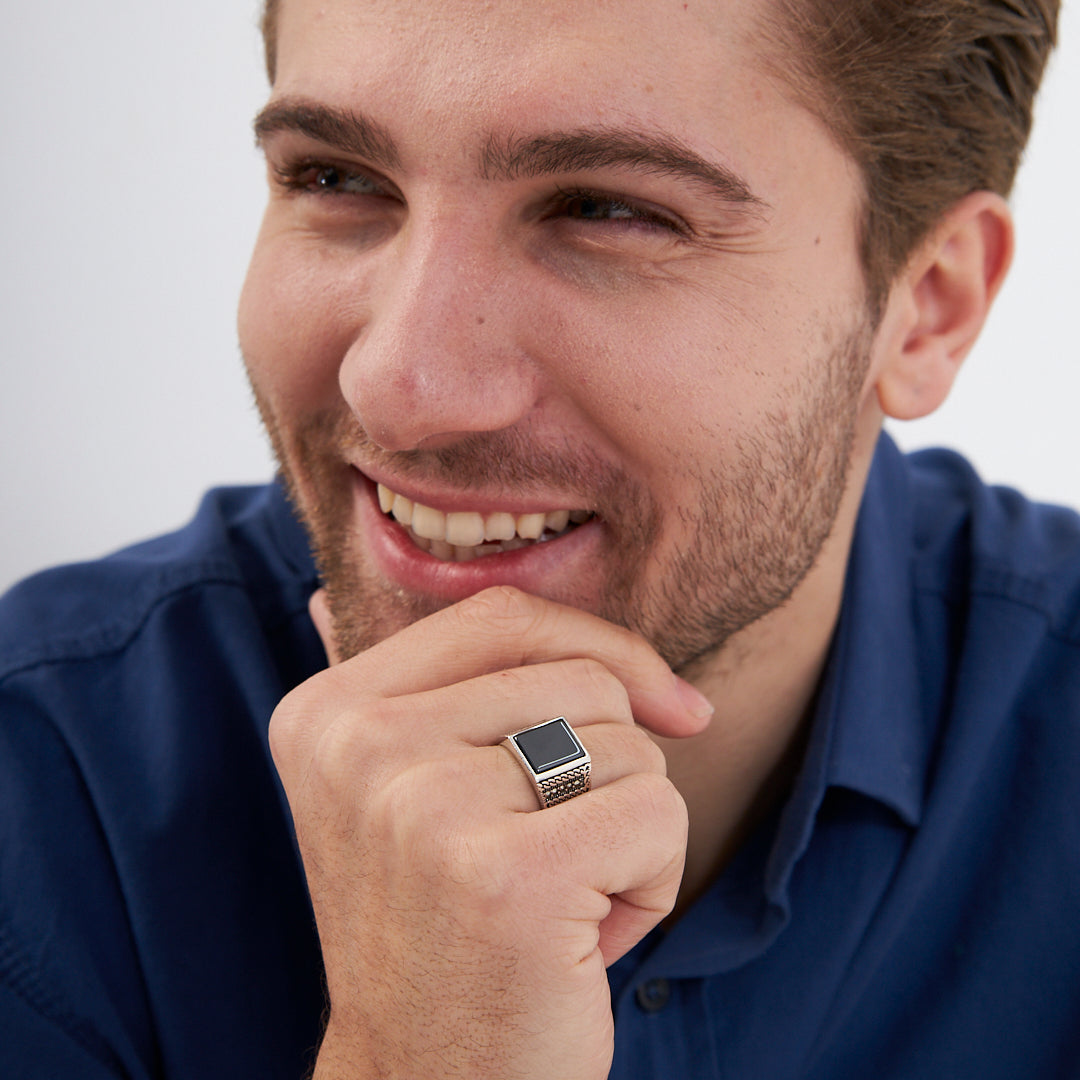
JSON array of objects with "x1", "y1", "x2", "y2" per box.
[{"x1": 270, "y1": 586, "x2": 713, "y2": 1080}]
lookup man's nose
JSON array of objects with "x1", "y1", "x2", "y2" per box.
[{"x1": 339, "y1": 212, "x2": 540, "y2": 452}]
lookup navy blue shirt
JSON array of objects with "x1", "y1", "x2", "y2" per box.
[{"x1": 2, "y1": 434, "x2": 1079, "y2": 1078}]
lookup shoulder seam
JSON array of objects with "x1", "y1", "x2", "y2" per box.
[
  {"x1": 0, "y1": 564, "x2": 245, "y2": 683},
  {"x1": 914, "y1": 572, "x2": 1080, "y2": 647}
]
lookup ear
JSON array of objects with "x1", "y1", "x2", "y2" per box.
[{"x1": 873, "y1": 191, "x2": 1014, "y2": 421}]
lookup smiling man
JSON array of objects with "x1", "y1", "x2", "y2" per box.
[{"x1": 1, "y1": 0, "x2": 1077, "y2": 1078}]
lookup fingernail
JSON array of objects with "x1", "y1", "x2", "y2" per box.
[{"x1": 674, "y1": 675, "x2": 715, "y2": 720}]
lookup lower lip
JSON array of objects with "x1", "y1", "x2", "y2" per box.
[{"x1": 354, "y1": 470, "x2": 604, "y2": 602}]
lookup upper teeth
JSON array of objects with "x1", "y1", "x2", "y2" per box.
[{"x1": 377, "y1": 483, "x2": 591, "y2": 561}]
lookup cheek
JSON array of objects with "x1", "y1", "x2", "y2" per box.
[
  {"x1": 238, "y1": 230, "x2": 366, "y2": 412},
  {"x1": 545, "y1": 286, "x2": 775, "y2": 477}
]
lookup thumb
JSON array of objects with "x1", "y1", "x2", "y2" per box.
[{"x1": 308, "y1": 588, "x2": 344, "y2": 666}]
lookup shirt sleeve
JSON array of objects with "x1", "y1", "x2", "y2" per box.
[
  {"x1": 0, "y1": 982, "x2": 136, "y2": 1079},
  {"x1": 0, "y1": 683, "x2": 158, "y2": 1077}
]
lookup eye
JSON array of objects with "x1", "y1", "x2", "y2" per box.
[
  {"x1": 551, "y1": 187, "x2": 687, "y2": 235},
  {"x1": 563, "y1": 193, "x2": 637, "y2": 221},
  {"x1": 273, "y1": 159, "x2": 393, "y2": 200},
  {"x1": 309, "y1": 165, "x2": 384, "y2": 196}
]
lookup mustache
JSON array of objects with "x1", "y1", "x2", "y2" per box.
[
  {"x1": 313, "y1": 408, "x2": 635, "y2": 507},
  {"x1": 276, "y1": 404, "x2": 664, "y2": 556}
]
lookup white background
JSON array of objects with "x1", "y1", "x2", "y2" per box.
[{"x1": 1, "y1": 1, "x2": 1077, "y2": 593}]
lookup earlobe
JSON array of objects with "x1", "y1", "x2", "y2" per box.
[{"x1": 874, "y1": 191, "x2": 1014, "y2": 421}]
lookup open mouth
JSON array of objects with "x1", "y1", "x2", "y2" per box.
[{"x1": 377, "y1": 482, "x2": 594, "y2": 562}]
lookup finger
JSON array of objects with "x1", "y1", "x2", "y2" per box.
[
  {"x1": 336, "y1": 586, "x2": 714, "y2": 739},
  {"x1": 271, "y1": 652, "x2": 628, "y2": 797},
  {"x1": 527, "y1": 771, "x2": 689, "y2": 964},
  {"x1": 382, "y1": 657, "x2": 638, "y2": 743},
  {"x1": 277, "y1": 654, "x2": 658, "y2": 807}
]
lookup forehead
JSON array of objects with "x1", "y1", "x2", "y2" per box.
[
  {"x1": 274, "y1": 0, "x2": 762, "y2": 69},
  {"x1": 273, "y1": 0, "x2": 787, "y2": 165}
]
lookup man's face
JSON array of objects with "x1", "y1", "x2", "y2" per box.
[{"x1": 240, "y1": 0, "x2": 883, "y2": 667}]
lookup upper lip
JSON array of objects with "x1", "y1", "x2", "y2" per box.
[{"x1": 353, "y1": 464, "x2": 591, "y2": 517}]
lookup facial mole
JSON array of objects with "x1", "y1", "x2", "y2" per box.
[{"x1": 477, "y1": 315, "x2": 486, "y2": 325}]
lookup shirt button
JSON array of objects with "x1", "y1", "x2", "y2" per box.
[{"x1": 635, "y1": 977, "x2": 671, "y2": 1013}]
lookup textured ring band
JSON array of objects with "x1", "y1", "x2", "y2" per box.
[{"x1": 503, "y1": 717, "x2": 592, "y2": 809}]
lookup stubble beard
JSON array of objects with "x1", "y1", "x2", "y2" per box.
[{"x1": 251, "y1": 317, "x2": 871, "y2": 672}]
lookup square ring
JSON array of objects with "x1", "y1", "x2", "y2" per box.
[{"x1": 503, "y1": 717, "x2": 592, "y2": 809}]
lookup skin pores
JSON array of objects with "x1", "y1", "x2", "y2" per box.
[{"x1": 239, "y1": 0, "x2": 885, "y2": 668}]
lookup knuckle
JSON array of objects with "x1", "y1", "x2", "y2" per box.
[
  {"x1": 300, "y1": 697, "x2": 407, "y2": 800},
  {"x1": 454, "y1": 587, "x2": 562, "y2": 656},
  {"x1": 308, "y1": 715, "x2": 364, "y2": 792},
  {"x1": 368, "y1": 761, "x2": 513, "y2": 890},
  {"x1": 625, "y1": 726, "x2": 668, "y2": 775},
  {"x1": 584, "y1": 723, "x2": 665, "y2": 779},
  {"x1": 266, "y1": 665, "x2": 357, "y2": 771},
  {"x1": 570, "y1": 657, "x2": 630, "y2": 714},
  {"x1": 456, "y1": 585, "x2": 534, "y2": 628},
  {"x1": 372, "y1": 754, "x2": 477, "y2": 832},
  {"x1": 267, "y1": 681, "x2": 320, "y2": 773},
  {"x1": 366, "y1": 763, "x2": 427, "y2": 834},
  {"x1": 618, "y1": 771, "x2": 688, "y2": 835},
  {"x1": 266, "y1": 701, "x2": 296, "y2": 769}
]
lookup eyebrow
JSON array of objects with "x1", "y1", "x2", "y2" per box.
[
  {"x1": 253, "y1": 98, "x2": 768, "y2": 214},
  {"x1": 253, "y1": 99, "x2": 401, "y2": 171},
  {"x1": 481, "y1": 128, "x2": 769, "y2": 213}
]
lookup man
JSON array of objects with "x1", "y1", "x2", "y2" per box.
[{"x1": 1, "y1": 0, "x2": 1076, "y2": 1076}]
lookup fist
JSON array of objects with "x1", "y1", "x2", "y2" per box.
[{"x1": 270, "y1": 586, "x2": 712, "y2": 1080}]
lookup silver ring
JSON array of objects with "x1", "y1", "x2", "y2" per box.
[{"x1": 503, "y1": 717, "x2": 591, "y2": 809}]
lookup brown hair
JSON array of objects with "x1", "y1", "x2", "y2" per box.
[
  {"x1": 759, "y1": 0, "x2": 1058, "y2": 314},
  {"x1": 259, "y1": 0, "x2": 1058, "y2": 311},
  {"x1": 261, "y1": 0, "x2": 280, "y2": 85}
]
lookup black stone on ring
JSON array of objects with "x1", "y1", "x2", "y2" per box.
[{"x1": 503, "y1": 717, "x2": 592, "y2": 809}]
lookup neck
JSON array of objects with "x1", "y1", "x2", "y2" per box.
[
  {"x1": 657, "y1": 589, "x2": 838, "y2": 917},
  {"x1": 658, "y1": 428, "x2": 877, "y2": 918}
]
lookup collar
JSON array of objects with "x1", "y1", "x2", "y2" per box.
[
  {"x1": 624, "y1": 433, "x2": 932, "y2": 982},
  {"x1": 805, "y1": 431, "x2": 927, "y2": 828},
  {"x1": 765, "y1": 432, "x2": 927, "y2": 911}
]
